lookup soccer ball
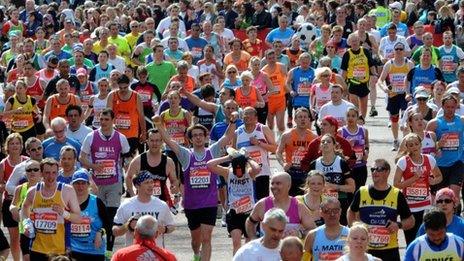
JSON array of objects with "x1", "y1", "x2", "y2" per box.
[{"x1": 296, "y1": 23, "x2": 317, "y2": 49}]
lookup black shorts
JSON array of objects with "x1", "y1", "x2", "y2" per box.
[
  {"x1": 256, "y1": 104, "x2": 268, "y2": 125},
  {"x1": 127, "y1": 137, "x2": 139, "y2": 156},
  {"x1": 348, "y1": 82, "x2": 370, "y2": 98},
  {"x1": 438, "y1": 161, "x2": 464, "y2": 188},
  {"x1": 184, "y1": 206, "x2": 217, "y2": 230},
  {"x1": 0, "y1": 229, "x2": 9, "y2": 252},
  {"x1": 386, "y1": 93, "x2": 407, "y2": 116},
  {"x1": 35, "y1": 122, "x2": 46, "y2": 135},
  {"x1": 287, "y1": 167, "x2": 307, "y2": 196},
  {"x1": 29, "y1": 251, "x2": 49, "y2": 261},
  {"x1": 20, "y1": 234, "x2": 30, "y2": 255},
  {"x1": 226, "y1": 209, "x2": 249, "y2": 237},
  {"x1": 18, "y1": 127, "x2": 37, "y2": 143},
  {"x1": 2, "y1": 198, "x2": 18, "y2": 227}
]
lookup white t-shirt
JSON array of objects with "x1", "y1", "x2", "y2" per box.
[
  {"x1": 232, "y1": 239, "x2": 281, "y2": 261},
  {"x1": 160, "y1": 37, "x2": 190, "y2": 52},
  {"x1": 156, "y1": 17, "x2": 186, "y2": 35},
  {"x1": 113, "y1": 196, "x2": 175, "y2": 248},
  {"x1": 66, "y1": 124, "x2": 92, "y2": 145},
  {"x1": 379, "y1": 35, "x2": 410, "y2": 60},
  {"x1": 318, "y1": 99, "x2": 355, "y2": 127},
  {"x1": 108, "y1": 56, "x2": 126, "y2": 73}
]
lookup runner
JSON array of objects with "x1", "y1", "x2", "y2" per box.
[
  {"x1": 296, "y1": 171, "x2": 326, "y2": 227},
  {"x1": 276, "y1": 108, "x2": 317, "y2": 196},
  {"x1": 84, "y1": 78, "x2": 110, "y2": 129},
  {"x1": 393, "y1": 133, "x2": 442, "y2": 244},
  {"x1": 9, "y1": 159, "x2": 41, "y2": 261},
  {"x1": 107, "y1": 74, "x2": 146, "y2": 157},
  {"x1": 153, "y1": 111, "x2": 237, "y2": 261},
  {"x1": 69, "y1": 171, "x2": 108, "y2": 261},
  {"x1": 335, "y1": 223, "x2": 381, "y2": 261},
  {"x1": 233, "y1": 106, "x2": 277, "y2": 200},
  {"x1": 405, "y1": 210, "x2": 464, "y2": 260},
  {"x1": 125, "y1": 129, "x2": 179, "y2": 206},
  {"x1": 20, "y1": 158, "x2": 81, "y2": 261},
  {"x1": 207, "y1": 149, "x2": 261, "y2": 254},
  {"x1": 347, "y1": 158, "x2": 415, "y2": 261},
  {"x1": 113, "y1": 171, "x2": 175, "y2": 248},
  {"x1": 304, "y1": 198, "x2": 349, "y2": 261},
  {"x1": 79, "y1": 108, "x2": 130, "y2": 256},
  {"x1": 245, "y1": 172, "x2": 315, "y2": 240},
  {"x1": 426, "y1": 94, "x2": 464, "y2": 213}
]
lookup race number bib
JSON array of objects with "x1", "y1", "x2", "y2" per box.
[
  {"x1": 231, "y1": 195, "x2": 253, "y2": 214},
  {"x1": 354, "y1": 147, "x2": 364, "y2": 162},
  {"x1": 405, "y1": 180, "x2": 428, "y2": 203},
  {"x1": 323, "y1": 188, "x2": 339, "y2": 199},
  {"x1": 269, "y1": 86, "x2": 281, "y2": 95},
  {"x1": 71, "y1": 217, "x2": 91, "y2": 237},
  {"x1": 442, "y1": 58, "x2": 455, "y2": 73},
  {"x1": 442, "y1": 133, "x2": 459, "y2": 150},
  {"x1": 115, "y1": 115, "x2": 131, "y2": 130},
  {"x1": 153, "y1": 180, "x2": 162, "y2": 196},
  {"x1": 368, "y1": 226, "x2": 391, "y2": 248},
  {"x1": 249, "y1": 150, "x2": 262, "y2": 165},
  {"x1": 389, "y1": 74, "x2": 406, "y2": 93},
  {"x1": 94, "y1": 160, "x2": 116, "y2": 179},
  {"x1": 12, "y1": 120, "x2": 29, "y2": 129},
  {"x1": 297, "y1": 83, "x2": 311, "y2": 95},
  {"x1": 353, "y1": 66, "x2": 367, "y2": 80},
  {"x1": 291, "y1": 148, "x2": 305, "y2": 167},
  {"x1": 34, "y1": 212, "x2": 58, "y2": 234},
  {"x1": 189, "y1": 168, "x2": 211, "y2": 189}
]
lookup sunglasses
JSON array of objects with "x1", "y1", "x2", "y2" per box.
[
  {"x1": 416, "y1": 97, "x2": 428, "y2": 101},
  {"x1": 29, "y1": 146, "x2": 43, "y2": 152},
  {"x1": 370, "y1": 167, "x2": 387, "y2": 172},
  {"x1": 26, "y1": 168, "x2": 40, "y2": 172},
  {"x1": 436, "y1": 199, "x2": 453, "y2": 204},
  {"x1": 395, "y1": 48, "x2": 404, "y2": 51}
]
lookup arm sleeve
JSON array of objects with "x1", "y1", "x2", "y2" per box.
[
  {"x1": 80, "y1": 133, "x2": 93, "y2": 154},
  {"x1": 96, "y1": 198, "x2": 111, "y2": 233},
  {"x1": 119, "y1": 135, "x2": 131, "y2": 154},
  {"x1": 349, "y1": 190, "x2": 361, "y2": 212},
  {"x1": 6, "y1": 163, "x2": 25, "y2": 196},
  {"x1": 397, "y1": 191, "x2": 413, "y2": 219},
  {"x1": 340, "y1": 52, "x2": 350, "y2": 71}
]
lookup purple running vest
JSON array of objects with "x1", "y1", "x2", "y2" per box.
[
  {"x1": 90, "y1": 130, "x2": 123, "y2": 186},
  {"x1": 341, "y1": 126, "x2": 366, "y2": 167},
  {"x1": 183, "y1": 149, "x2": 218, "y2": 210}
]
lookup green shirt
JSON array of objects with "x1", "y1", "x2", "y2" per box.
[
  {"x1": 67, "y1": 57, "x2": 95, "y2": 70},
  {"x1": 369, "y1": 6, "x2": 392, "y2": 29},
  {"x1": 146, "y1": 61, "x2": 177, "y2": 94},
  {"x1": 412, "y1": 46, "x2": 441, "y2": 66}
]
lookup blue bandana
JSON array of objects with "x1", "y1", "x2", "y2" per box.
[{"x1": 132, "y1": 171, "x2": 153, "y2": 186}]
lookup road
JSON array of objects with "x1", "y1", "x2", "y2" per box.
[{"x1": 2, "y1": 91, "x2": 409, "y2": 260}]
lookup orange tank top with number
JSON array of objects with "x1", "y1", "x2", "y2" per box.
[
  {"x1": 235, "y1": 86, "x2": 258, "y2": 108},
  {"x1": 49, "y1": 94, "x2": 78, "y2": 121},
  {"x1": 112, "y1": 91, "x2": 139, "y2": 138},
  {"x1": 285, "y1": 129, "x2": 316, "y2": 168},
  {"x1": 262, "y1": 63, "x2": 286, "y2": 99}
]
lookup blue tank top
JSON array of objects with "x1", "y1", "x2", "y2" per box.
[
  {"x1": 409, "y1": 35, "x2": 423, "y2": 49},
  {"x1": 439, "y1": 45, "x2": 459, "y2": 83},
  {"x1": 312, "y1": 225, "x2": 349, "y2": 261},
  {"x1": 436, "y1": 115, "x2": 463, "y2": 167},
  {"x1": 94, "y1": 64, "x2": 112, "y2": 82},
  {"x1": 70, "y1": 195, "x2": 106, "y2": 256},
  {"x1": 291, "y1": 67, "x2": 315, "y2": 108},
  {"x1": 410, "y1": 65, "x2": 437, "y2": 95}
]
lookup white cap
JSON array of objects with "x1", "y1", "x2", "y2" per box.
[{"x1": 389, "y1": 1, "x2": 403, "y2": 10}]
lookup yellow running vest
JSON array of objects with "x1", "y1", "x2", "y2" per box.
[{"x1": 347, "y1": 48, "x2": 370, "y2": 83}]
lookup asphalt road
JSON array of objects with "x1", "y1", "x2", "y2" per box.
[{"x1": 2, "y1": 90, "x2": 408, "y2": 260}]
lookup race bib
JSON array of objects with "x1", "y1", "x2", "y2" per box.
[
  {"x1": 153, "y1": 180, "x2": 162, "y2": 196},
  {"x1": 115, "y1": 116, "x2": 131, "y2": 130},
  {"x1": 353, "y1": 66, "x2": 367, "y2": 80},
  {"x1": 442, "y1": 58, "x2": 455, "y2": 73},
  {"x1": 323, "y1": 188, "x2": 339, "y2": 199},
  {"x1": 297, "y1": 83, "x2": 311, "y2": 95},
  {"x1": 12, "y1": 120, "x2": 29, "y2": 129},
  {"x1": 368, "y1": 226, "x2": 391, "y2": 248},
  {"x1": 71, "y1": 217, "x2": 91, "y2": 237},
  {"x1": 231, "y1": 195, "x2": 253, "y2": 214},
  {"x1": 389, "y1": 74, "x2": 406, "y2": 93},
  {"x1": 354, "y1": 147, "x2": 364, "y2": 162},
  {"x1": 269, "y1": 86, "x2": 281, "y2": 95},
  {"x1": 34, "y1": 212, "x2": 58, "y2": 234},
  {"x1": 442, "y1": 133, "x2": 459, "y2": 150},
  {"x1": 249, "y1": 150, "x2": 262, "y2": 165},
  {"x1": 139, "y1": 93, "x2": 151, "y2": 103},
  {"x1": 291, "y1": 148, "x2": 305, "y2": 167},
  {"x1": 189, "y1": 168, "x2": 211, "y2": 189},
  {"x1": 318, "y1": 251, "x2": 344, "y2": 261},
  {"x1": 405, "y1": 180, "x2": 428, "y2": 202},
  {"x1": 94, "y1": 160, "x2": 116, "y2": 179}
]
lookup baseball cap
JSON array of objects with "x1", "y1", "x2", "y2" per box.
[
  {"x1": 71, "y1": 169, "x2": 89, "y2": 184},
  {"x1": 446, "y1": 86, "x2": 460, "y2": 95},
  {"x1": 389, "y1": 1, "x2": 402, "y2": 10},
  {"x1": 414, "y1": 90, "x2": 429, "y2": 99},
  {"x1": 76, "y1": 68, "x2": 87, "y2": 76},
  {"x1": 47, "y1": 55, "x2": 59, "y2": 64}
]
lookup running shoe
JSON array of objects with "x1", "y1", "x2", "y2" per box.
[
  {"x1": 391, "y1": 140, "x2": 399, "y2": 151},
  {"x1": 369, "y1": 107, "x2": 378, "y2": 117}
]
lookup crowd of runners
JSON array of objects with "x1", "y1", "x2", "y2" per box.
[{"x1": 0, "y1": 0, "x2": 464, "y2": 260}]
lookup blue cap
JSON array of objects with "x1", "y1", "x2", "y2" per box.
[{"x1": 71, "y1": 169, "x2": 89, "y2": 184}]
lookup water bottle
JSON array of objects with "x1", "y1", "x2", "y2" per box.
[{"x1": 23, "y1": 218, "x2": 35, "y2": 239}]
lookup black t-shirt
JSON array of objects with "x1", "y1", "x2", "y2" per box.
[{"x1": 349, "y1": 185, "x2": 412, "y2": 219}]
